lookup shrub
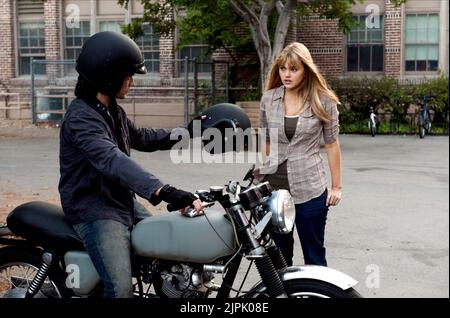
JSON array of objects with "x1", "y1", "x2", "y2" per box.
[{"x1": 329, "y1": 76, "x2": 449, "y2": 134}]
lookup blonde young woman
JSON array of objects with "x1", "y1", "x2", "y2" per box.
[{"x1": 258, "y1": 42, "x2": 342, "y2": 266}]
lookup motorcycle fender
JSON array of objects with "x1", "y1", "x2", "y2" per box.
[{"x1": 280, "y1": 265, "x2": 358, "y2": 290}]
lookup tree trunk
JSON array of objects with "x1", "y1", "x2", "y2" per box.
[
  {"x1": 230, "y1": 0, "x2": 295, "y2": 94},
  {"x1": 260, "y1": 55, "x2": 272, "y2": 92}
]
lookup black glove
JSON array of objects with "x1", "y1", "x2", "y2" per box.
[{"x1": 150, "y1": 184, "x2": 197, "y2": 211}]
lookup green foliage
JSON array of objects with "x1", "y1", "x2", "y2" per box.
[
  {"x1": 120, "y1": 18, "x2": 145, "y2": 40},
  {"x1": 299, "y1": 0, "x2": 365, "y2": 33},
  {"x1": 330, "y1": 76, "x2": 449, "y2": 134},
  {"x1": 175, "y1": 1, "x2": 253, "y2": 57},
  {"x1": 119, "y1": 0, "x2": 253, "y2": 59},
  {"x1": 411, "y1": 76, "x2": 449, "y2": 119},
  {"x1": 118, "y1": 0, "x2": 387, "y2": 66},
  {"x1": 118, "y1": 0, "x2": 176, "y2": 36}
]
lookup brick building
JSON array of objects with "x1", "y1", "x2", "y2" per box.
[
  {"x1": 0, "y1": 0, "x2": 448, "y2": 125},
  {"x1": 297, "y1": 0, "x2": 449, "y2": 80}
]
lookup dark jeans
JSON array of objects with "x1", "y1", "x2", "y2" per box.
[
  {"x1": 72, "y1": 199, "x2": 151, "y2": 298},
  {"x1": 272, "y1": 190, "x2": 328, "y2": 266}
]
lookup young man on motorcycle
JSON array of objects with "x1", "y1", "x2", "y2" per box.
[{"x1": 58, "y1": 31, "x2": 203, "y2": 298}]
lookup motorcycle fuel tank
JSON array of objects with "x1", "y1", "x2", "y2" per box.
[{"x1": 132, "y1": 209, "x2": 236, "y2": 263}]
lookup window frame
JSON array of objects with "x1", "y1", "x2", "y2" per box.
[
  {"x1": 404, "y1": 13, "x2": 440, "y2": 73},
  {"x1": 177, "y1": 43, "x2": 212, "y2": 76},
  {"x1": 17, "y1": 20, "x2": 46, "y2": 76},
  {"x1": 63, "y1": 20, "x2": 91, "y2": 76},
  {"x1": 346, "y1": 14, "x2": 385, "y2": 73},
  {"x1": 131, "y1": 19, "x2": 160, "y2": 74},
  {"x1": 97, "y1": 19, "x2": 124, "y2": 33}
]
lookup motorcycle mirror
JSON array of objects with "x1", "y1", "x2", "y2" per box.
[
  {"x1": 243, "y1": 164, "x2": 255, "y2": 182},
  {"x1": 226, "y1": 180, "x2": 239, "y2": 195}
]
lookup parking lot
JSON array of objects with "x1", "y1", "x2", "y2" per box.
[{"x1": 0, "y1": 125, "x2": 448, "y2": 298}]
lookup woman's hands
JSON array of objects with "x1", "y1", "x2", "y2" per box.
[{"x1": 326, "y1": 187, "x2": 342, "y2": 206}]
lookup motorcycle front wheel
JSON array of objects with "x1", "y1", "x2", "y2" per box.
[
  {"x1": 0, "y1": 246, "x2": 68, "y2": 298},
  {"x1": 249, "y1": 278, "x2": 362, "y2": 298},
  {"x1": 284, "y1": 279, "x2": 362, "y2": 298}
]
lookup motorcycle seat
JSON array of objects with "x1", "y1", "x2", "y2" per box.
[{"x1": 7, "y1": 201, "x2": 84, "y2": 250}]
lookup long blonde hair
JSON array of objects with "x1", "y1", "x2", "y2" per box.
[{"x1": 265, "y1": 42, "x2": 339, "y2": 122}]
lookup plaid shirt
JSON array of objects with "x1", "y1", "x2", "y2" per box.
[{"x1": 258, "y1": 86, "x2": 340, "y2": 204}]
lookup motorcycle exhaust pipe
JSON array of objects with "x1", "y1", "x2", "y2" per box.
[{"x1": 203, "y1": 264, "x2": 226, "y2": 273}]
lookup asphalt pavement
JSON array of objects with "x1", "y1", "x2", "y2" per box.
[{"x1": 0, "y1": 126, "x2": 448, "y2": 298}]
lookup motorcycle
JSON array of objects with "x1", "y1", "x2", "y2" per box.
[{"x1": 0, "y1": 166, "x2": 361, "y2": 299}]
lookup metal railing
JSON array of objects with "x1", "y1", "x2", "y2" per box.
[
  {"x1": 30, "y1": 57, "x2": 231, "y2": 126},
  {"x1": 0, "y1": 92, "x2": 25, "y2": 119}
]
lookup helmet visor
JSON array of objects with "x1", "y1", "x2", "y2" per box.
[{"x1": 135, "y1": 63, "x2": 147, "y2": 74}]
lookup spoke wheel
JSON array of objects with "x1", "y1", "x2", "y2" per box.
[
  {"x1": 0, "y1": 247, "x2": 67, "y2": 298},
  {"x1": 418, "y1": 115, "x2": 426, "y2": 138},
  {"x1": 369, "y1": 120, "x2": 376, "y2": 137}
]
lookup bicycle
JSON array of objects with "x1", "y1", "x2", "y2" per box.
[
  {"x1": 417, "y1": 95, "x2": 435, "y2": 139},
  {"x1": 368, "y1": 106, "x2": 379, "y2": 137}
]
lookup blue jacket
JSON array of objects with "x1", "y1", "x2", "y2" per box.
[{"x1": 59, "y1": 97, "x2": 181, "y2": 227}]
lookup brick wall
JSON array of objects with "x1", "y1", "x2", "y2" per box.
[
  {"x1": 297, "y1": 16, "x2": 344, "y2": 78},
  {"x1": 212, "y1": 49, "x2": 230, "y2": 86},
  {"x1": 384, "y1": 0, "x2": 402, "y2": 77},
  {"x1": 286, "y1": 18, "x2": 298, "y2": 44},
  {"x1": 0, "y1": 0, "x2": 15, "y2": 83},
  {"x1": 159, "y1": 8, "x2": 175, "y2": 86},
  {"x1": 44, "y1": 0, "x2": 61, "y2": 84},
  {"x1": 160, "y1": 34, "x2": 175, "y2": 86}
]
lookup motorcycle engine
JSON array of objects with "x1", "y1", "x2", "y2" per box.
[{"x1": 160, "y1": 263, "x2": 213, "y2": 298}]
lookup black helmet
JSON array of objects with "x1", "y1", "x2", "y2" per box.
[
  {"x1": 76, "y1": 31, "x2": 146, "y2": 96},
  {"x1": 200, "y1": 103, "x2": 251, "y2": 132},
  {"x1": 194, "y1": 103, "x2": 252, "y2": 153}
]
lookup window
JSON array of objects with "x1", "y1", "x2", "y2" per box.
[
  {"x1": 99, "y1": 20, "x2": 122, "y2": 33},
  {"x1": 134, "y1": 22, "x2": 160, "y2": 73},
  {"x1": 405, "y1": 14, "x2": 439, "y2": 72},
  {"x1": 347, "y1": 15, "x2": 384, "y2": 72},
  {"x1": 64, "y1": 20, "x2": 90, "y2": 75},
  {"x1": 17, "y1": 0, "x2": 44, "y2": 15},
  {"x1": 178, "y1": 44, "x2": 211, "y2": 74},
  {"x1": 18, "y1": 22, "x2": 45, "y2": 75}
]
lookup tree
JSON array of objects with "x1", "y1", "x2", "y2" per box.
[{"x1": 119, "y1": 0, "x2": 405, "y2": 89}]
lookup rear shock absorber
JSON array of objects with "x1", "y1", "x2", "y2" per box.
[{"x1": 25, "y1": 252, "x2": 53, "y2": 298}]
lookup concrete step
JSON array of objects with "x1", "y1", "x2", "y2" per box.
[
  {"x1": 236, "y1": 101, "x2": 260, "y2": 128},
  {"x1": 0, "y1": 107, "x2": 32, "y2": 120}
]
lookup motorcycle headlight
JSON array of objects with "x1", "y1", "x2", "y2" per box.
[{"x1": 264, "y1": 190, "x2": 295, "y2": 234}]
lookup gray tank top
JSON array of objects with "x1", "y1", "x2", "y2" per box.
[
  {"x1": 284, "y1": 116, "x2": 298, "y2": 141},
  {"x1": 264, "y1": 116, "x2": 298, "y2": 191}
]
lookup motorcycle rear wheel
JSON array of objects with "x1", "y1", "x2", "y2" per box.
[{"x1": 0, "y1": 246, "x2": 68, "y2": 298}]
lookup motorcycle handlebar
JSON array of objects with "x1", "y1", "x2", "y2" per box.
[{"x1": 167, "y1": 201, "x2": 214, "y2": 212}]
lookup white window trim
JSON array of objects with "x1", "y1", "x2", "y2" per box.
[{"x1": 403, "y1": 12, "x2": 440, "y2": 74}]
